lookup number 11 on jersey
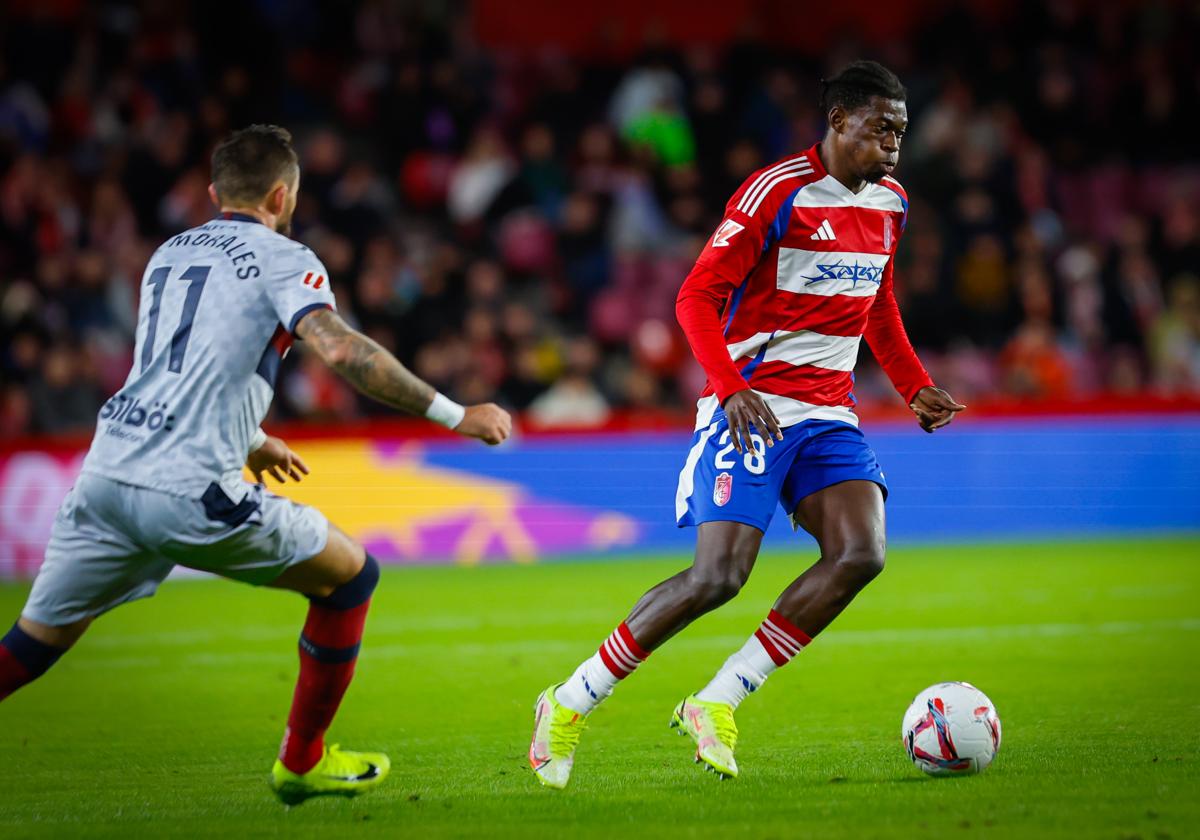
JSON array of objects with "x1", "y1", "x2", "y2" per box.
[{"x1": 141, "y1": 264, "x2": 211, "y2": 374}]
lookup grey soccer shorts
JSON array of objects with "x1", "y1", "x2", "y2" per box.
[{"x1": 22, "y1": 472, "x2": 329, "y2": 626}]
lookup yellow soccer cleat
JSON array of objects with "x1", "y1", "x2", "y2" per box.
[
  {"x1": 270, "y1": 744, "x2": 390, "y2": 806},
  {"x1": 529, "y1": 684, "x2": 588, "y2": 789},
  {"x1": 670, "y1": 695, "x2": 739, "y2": 779}
]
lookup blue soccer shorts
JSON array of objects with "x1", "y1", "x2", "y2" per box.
[{"x1": 674, "y1": 411, "x2": 888, "y2": 533}]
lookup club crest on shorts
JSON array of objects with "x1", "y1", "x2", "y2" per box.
[{"x1": 713, "y1": 472, "x2": 733, "y2": 506}]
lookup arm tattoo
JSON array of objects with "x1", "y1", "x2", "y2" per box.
[{"x1": 296, "y1": 308, "x2": 435, "y2": 415}]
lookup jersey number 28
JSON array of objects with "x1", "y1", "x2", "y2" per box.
[
  {"x1": 715, "y1": 430, "x2": 767, "y2": 475},
  {"x1": 140, "y1": 264, "x2": 211, "y2": 374}
]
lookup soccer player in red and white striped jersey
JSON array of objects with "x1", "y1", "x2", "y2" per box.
[{"x1": 530, "y1": 61, "x2": 965, "y2": 787}]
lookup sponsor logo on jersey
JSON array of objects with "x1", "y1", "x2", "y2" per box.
[
  {"x1": 302, "y1": 271, "x2": 326, "y2": 289},
  {"x1": 98, "y1": 395, "x2": 176, "y2": 432},
  {"x1": 713, "y1": 471, "x2": 732, "y2": 506},
  {"x1": 802, "y1": 259, "x2": 884, "y2": 288},
  {"x1": 711, "y1": 219, "x2": 745, "y2": 248},
  {"x1": 777, "y1": 249, "x2": 889, "y2": 297}
]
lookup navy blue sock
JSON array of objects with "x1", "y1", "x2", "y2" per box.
[{"x1": 1, "y1": 622, "x2": 67, "y2": 700}]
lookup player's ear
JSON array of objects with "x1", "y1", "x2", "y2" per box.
[
  {"x1": 828, "y1": 105, "x2": 847, "y2": 135},
  {"x1": 207, "y1": 183, "x2": 220, "y2": 208},
  {"x1": 265, "y1": 181, "x2": 288, "y2": 215}
]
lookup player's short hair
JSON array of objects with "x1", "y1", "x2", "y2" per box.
[
  {"x1": 820, "y1": 61, "x2": 907, "y2": 116},
  {"x1": 211, "y1": 124, "x2": 299, "y2": 205}
]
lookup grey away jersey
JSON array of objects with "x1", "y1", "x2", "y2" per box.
[{"x1": 80, "y1": 214, "x2": 335, "y2": 497}]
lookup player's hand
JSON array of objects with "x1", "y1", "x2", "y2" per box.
[
  {"x1": 909, "y1": 386, "x2": 965, "y2": 433},
  {"x1": 722, "y1": 389, "x2": 784, "y2": 453},
  {"x1": 456, "y1": 403, "x2": 512, "y2": 446},
  {"x1": 247, "y1": 436, "x2": 310, "y2": 483}
]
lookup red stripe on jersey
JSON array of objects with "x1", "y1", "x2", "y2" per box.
[
  {"x1": 725, "y1": 282, "x2": 876, "y2": 343},
  {"x1": 881, "y1": 175, "x2": 909, "y2": 202},
  {"x1": 774, "y1": 292, "x2": 876, "y2": 338},
  {"x1": 270, "y1": 324, "x2": 294, "y2": 356},
  {"x1": 782, "y1": 205, "x2": 900, "y2": 253},
  {"x1": 746, "y1": 361, "x2": 855, "y2": 407}
]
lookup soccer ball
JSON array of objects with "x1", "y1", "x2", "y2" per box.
[{"x1": 902, "y1": 682, "x2": 1001, "y2": 776}]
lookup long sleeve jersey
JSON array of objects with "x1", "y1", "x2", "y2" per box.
[{"x1": 675, "y1": 142, "x2": 933, "y2": 429}]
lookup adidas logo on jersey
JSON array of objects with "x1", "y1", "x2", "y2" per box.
[{"x1": 810, "y1": 219, "x2": 836, "y2": 241}]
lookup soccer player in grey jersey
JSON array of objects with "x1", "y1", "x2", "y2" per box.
[{"x1": 0, "y1": 125, "x2": 511, "y2": 805}]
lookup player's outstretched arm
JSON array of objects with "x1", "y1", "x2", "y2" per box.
[{"x1": 295, "y1": 308, "x2": 511, "y2": 445}]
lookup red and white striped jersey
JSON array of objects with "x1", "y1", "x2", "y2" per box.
[{"x1": 675, "y1": 142, "x2": 932, "y2": 428}]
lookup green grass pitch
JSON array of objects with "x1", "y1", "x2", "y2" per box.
[{"x1": 1, "y1": 536, "x2": 1198, "y2": 839}]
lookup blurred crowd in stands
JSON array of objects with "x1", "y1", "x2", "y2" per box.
[{"x1": 2, "y1": 0, "x2": 1199, "y2": 436}]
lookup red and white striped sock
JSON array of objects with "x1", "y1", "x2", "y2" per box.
[
  {"x1": 555, "y1": 622, "x2": 649, "y2": 714},
  {"x1": 754, "y1": 610, "x2": 812, "y2": 666},
  {"x1": 696, "y1": 610, "x2": 812, "y2": 708}
]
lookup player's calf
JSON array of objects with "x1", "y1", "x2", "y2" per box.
[
  {"x1": 277, "y1": 551, "x2": 380, "y2": 777},
  {"x1": 620, "y1": 523, "x2": 759, "y2": 652},
  {"x1": 0, "y1": 618, "x2": 87, "y2": 701},
  {"x1": 779, "y1": 536, "x2": 887, "y2": 627}
]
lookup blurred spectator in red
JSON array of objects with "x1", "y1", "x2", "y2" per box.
[{"x1": 999, "y1": 321, "x2": 1073, "y2": 398}]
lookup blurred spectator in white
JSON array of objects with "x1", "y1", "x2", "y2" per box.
[
  {"x1": 528, "y1": 337, "x2": 611, "y2": 427},
  {"x1": 448, "y1": 126, "x2": 515, "y2": 224}
]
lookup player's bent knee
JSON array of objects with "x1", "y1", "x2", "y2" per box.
[
  {"x1": 686, "y1": 571, "x2": 745, "y2": 612},
  {"x1": 833, "y1": 542, "x2": 886, "y2": 586},
  {"x1": 323, "y1": 525, "x2": 367, "y2": 577},
  {"x1": 309, "y1": 553, "x2": 379, "y2": 610}
]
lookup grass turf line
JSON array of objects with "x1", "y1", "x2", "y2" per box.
[{"x1": 1, "y1": 536, "x2": 1197, "y2": 839}]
